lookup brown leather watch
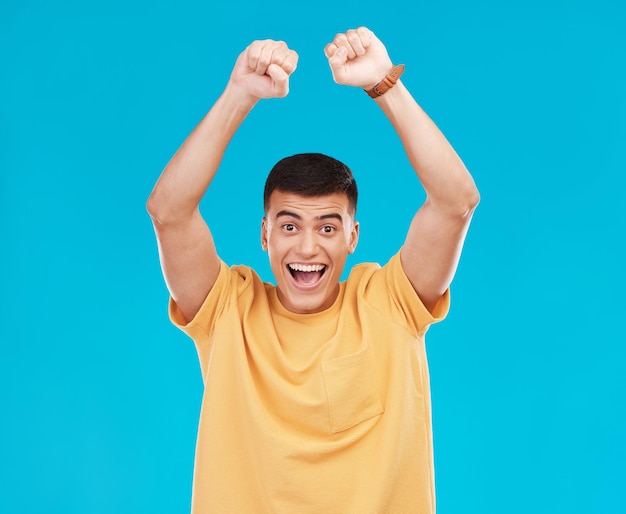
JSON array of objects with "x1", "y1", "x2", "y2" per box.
[{"x1": 365, "y1": 64, "x2": 405, "y2": 98}]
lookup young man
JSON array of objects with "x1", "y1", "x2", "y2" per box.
[{"x1": 148, "y1": 27, "x2": 479, "y2": 513}]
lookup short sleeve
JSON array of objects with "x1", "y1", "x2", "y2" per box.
[
  {"x1": 167, "y1": 262, "x2": 260, "y2": 381},
  {"x1": 168, "y1": 259, "x2": 232, "y2": 342},
  {"x1": 363, "y1": 252, "x2": 450, "y2": 337}
]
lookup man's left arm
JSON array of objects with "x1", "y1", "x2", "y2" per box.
[{"x1": 325, "y1": 27, "x2": 480, "y2": 312}]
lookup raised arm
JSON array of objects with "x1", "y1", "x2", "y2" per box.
[
  {"x1": 147, "y1": 40, "x2": 298, "y2": 322},
  {"x1": 324, "y1": 27, "x2": 479, "y2": 312}
]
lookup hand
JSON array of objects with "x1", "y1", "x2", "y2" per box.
[
  {"x1": 229, "y1": 40, "x2": 299, "y2": 100},
  {"x1": 324, "y1": 27, "x2": 394, "y2": 90}
]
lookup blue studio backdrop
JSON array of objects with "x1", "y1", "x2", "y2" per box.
[{"x1": 1, "y1": 0, "x2": 625, "y2": 513}]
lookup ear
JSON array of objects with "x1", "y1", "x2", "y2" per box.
[
  {"x1": 348, "y1": 221, "x2": 359, "y2": 254},
  {"x1": 261, "y1": 217, "x2": 268, "y2": 251}
]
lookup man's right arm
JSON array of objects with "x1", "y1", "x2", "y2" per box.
[{"x1": 147, "y1": 40, "x2": 298, "y2": 322}]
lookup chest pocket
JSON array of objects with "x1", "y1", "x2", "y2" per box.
[{"x1": 322, "y1": 345, "x2": 384, "y2": 433}]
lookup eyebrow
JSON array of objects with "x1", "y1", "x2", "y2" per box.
[{"x1": 275, "y1": 210, "x2": 343, "y2": 223}]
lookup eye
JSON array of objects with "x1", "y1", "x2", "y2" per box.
[
  {"x1": 282, "y1": 223, "x2": 296, "y2": 232},
  {"x1": 321, "y1": 225, "x2": 335, "y2": 234}
]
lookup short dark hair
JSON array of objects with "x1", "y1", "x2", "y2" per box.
[{"x1": 263, "y1": 153, "x2": 358, "y2": 214}]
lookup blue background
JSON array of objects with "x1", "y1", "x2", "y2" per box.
[{"x1": 1, "y1": 0, "x2": 624, "y2": 512}]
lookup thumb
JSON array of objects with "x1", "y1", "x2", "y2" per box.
[{"x1": 266, "y1": 63, "x2": 290, "y2": 98}]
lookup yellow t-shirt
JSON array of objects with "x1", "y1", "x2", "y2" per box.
[{"x1": 170, "y1": 252, "x2": 449, "y2": 514}]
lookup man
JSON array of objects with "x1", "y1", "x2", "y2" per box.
[{"x1": 148, "y1": 27, "x2": 479, "y2": 513}]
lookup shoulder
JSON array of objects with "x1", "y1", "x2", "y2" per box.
[
  {"x1": 230, "y1": 263, "x2": 265, "y2": 293},
  {"x1": 347, "y1": 252, "x2": 404, "y2": 295},
  {"x1": 170, "y1": 261, "x2": 269, "y2": 331},
  {"x1": 346, "y1": 260, "x2": 382, "y2": 285},
  {"x1": 345, "y1": 252, "x2": 450, "y2": 335}
]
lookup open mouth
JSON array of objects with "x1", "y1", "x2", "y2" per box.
[{"x1": 287, "y1": 263, "x2": 327, "y2": 287}]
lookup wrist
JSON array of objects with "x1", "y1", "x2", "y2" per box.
[
  {"x1": 372, "y1": 78, "x2": 406, "y2": 105},
  {"x1": 364, "y1": 64, "x2": 405, "y2": 98},
  {"x1": 224, "y1": 79, "x2": 261, "y2": 110}
]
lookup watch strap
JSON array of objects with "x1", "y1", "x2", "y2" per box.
[{"x1": 365, "y1": 64, "x2": 405, "y2": 98}]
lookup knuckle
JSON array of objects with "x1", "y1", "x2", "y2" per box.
[
  {"x1": 285, "y1": 52, "x2": 298, "y2": 68},
  {"x1": 247, "y1": 46, "x2": 258, "y2": 58},
  {"x1": 357, "y1": 26, "x2": 371, "y2": 38},
  {"x1": 247, "y1": 44, "x2": 262, "y2": 59}
]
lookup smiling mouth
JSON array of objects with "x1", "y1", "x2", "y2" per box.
[{"x1": 287, "y1": 263, "x2": 327, "y2": 286}]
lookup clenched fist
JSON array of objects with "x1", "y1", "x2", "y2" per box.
[
  {"x1": 230, "y1": 40, "x2": 299, "y2": 100},
  {"x1": 324, "y1": 27, "x2": 394, "y2": 90}
]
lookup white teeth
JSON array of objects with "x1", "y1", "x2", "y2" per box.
[{"x1": 288, "y1": 263, "x2": 326, "y2": 272}]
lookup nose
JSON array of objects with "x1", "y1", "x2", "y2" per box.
[{"x1": 298, "y1": 230, "x2": 319, "y2": 258}]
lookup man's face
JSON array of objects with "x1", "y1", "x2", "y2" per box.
[{"x1": 261, "y1": 190, "x2": 359, "y2": 314}]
